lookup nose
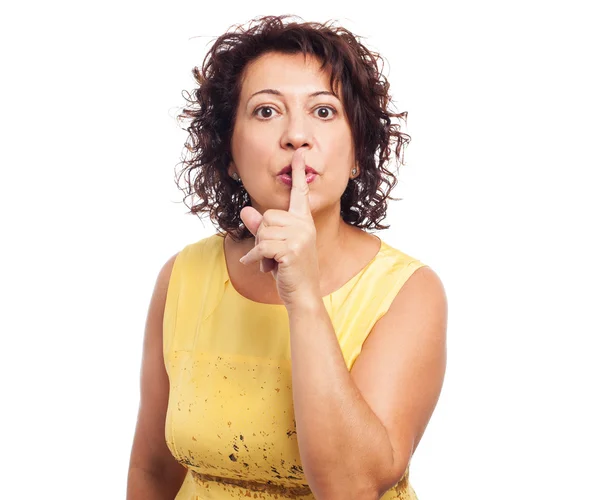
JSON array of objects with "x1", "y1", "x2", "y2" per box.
[{"x1": 280, "y1": 111, "x2": 313, "y2": 150}]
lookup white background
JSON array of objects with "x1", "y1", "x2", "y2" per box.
[{"x1": 1, "y1": 1, "x2": 599, "y2": 498}]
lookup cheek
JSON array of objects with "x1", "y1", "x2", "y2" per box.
[
  {"x1": 324, "y1": 131, "x2": 354, "y2": 166},
  {"x1": 325, "y1": 125, "x2": 353, "y2": 150},
  {"x1": 237, "y1": 129, "x2": 271, "y2": 159}
]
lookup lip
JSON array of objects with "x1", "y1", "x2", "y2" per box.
[
  {"x1": 277, "y1": 164, "x2": 318, "y2": 176},
  {"x1": 278, "y1": 172, "x2": 317, "y2": 186}
]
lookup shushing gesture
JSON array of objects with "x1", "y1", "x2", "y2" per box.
[{"x1": 239, "y1": 148, "x2": 321, "y2": 309}]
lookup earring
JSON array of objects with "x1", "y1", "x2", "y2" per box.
[
  {"x1": 351, "y1": 167, "x2": 358, "y2": 177},
  {"x1": 232, "y1": 172, "x2": 240, "y2": 182}
]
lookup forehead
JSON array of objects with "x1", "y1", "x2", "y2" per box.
[{"x1": 239, "y1": 52, "x2": 336, "y2": 96}]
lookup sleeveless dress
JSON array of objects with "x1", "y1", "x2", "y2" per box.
[{"x1": 163, "y1": 232, "x2": 427, "y2": 499}]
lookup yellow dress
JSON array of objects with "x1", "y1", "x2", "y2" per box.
[{"x1": 163, "y1": 232, "x2": 426, "y2": 499}]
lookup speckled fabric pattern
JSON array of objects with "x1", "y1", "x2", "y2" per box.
[{"x1": 163, "y1": 233, "x2": 424, "y2": 499}]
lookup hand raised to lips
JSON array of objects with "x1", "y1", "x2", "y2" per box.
[{"x1": 239, "y1": 148, "x2": 321, "y2": 308}]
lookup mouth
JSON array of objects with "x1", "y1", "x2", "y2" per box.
[{"x1": 277, "y1": 165, "x2": 318, "y2": 176}]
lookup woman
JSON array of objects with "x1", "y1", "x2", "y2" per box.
[{"x1": 127, "y1": 15, "x2": 447, "y2": 500}]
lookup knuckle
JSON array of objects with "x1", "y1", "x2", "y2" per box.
[
  {"x1": 263, "y1": 209, "x2": 275, "y2": 223},
  {"x1": 259, "y1": 227, "x2": 270, "y2": 240},
  {"x1": 289, "y1": 241, "x2": 302, "y2": 255}
]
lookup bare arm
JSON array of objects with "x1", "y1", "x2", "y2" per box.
[
  {"x1": 127, "y1": 253, "x2": 188, "y2": 499},
  {"x1": 287, "y1": 266, "x2": 447, "y2": 499}
]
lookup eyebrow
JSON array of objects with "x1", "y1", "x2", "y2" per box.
[{"x1": 248, "y1": 89, "x2": 338, "y2": 101}]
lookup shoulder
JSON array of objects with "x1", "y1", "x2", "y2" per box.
[
  {"x1": 386, "y1": 264, "x2": 448, "y2": 342},
  {"x1": 159, "y1": 252, "x2": 180, "y2": 279},
  {"x1": 182, "y1": 233, "x2": 225, "y2": 261},
  {"x1": 393, "y1": 265, "x2": 447, "y2": 312},
  {"x1": 402, "y1": 265, "x2": 446, "y2": 297},
  {"x1": 153, "y1": 252, "x2": 181, "y2": 299},
  {"x1": 158, "y1": 234, "x2": 221, "y2": 282},
  {"x1": 155, "y1": 234, "x2": 224, "y2": 295},
  {"x1": 370, "y1": 235, "x2": 447, "y2": 337}
]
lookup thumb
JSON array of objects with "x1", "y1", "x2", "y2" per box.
[
  {"x1": 240, "y1": 206, "x2": 263, "y2": 237},
  {"x1": 240, "y1": 205, "x2": 276, "y2": 276}
]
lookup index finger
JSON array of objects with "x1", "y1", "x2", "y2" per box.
[{"x1": 288, "y1": 148, "x2": 311, "y2": 216}]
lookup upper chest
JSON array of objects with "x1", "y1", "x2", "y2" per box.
[{"x1": 223, "y1": 230, "x2": 381, "y2": 305}]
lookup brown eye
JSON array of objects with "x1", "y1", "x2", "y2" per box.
[
  {"x1": 315, "y1": 106, "x2": 336, "y2": 119},
  {"x1": 254, "y1": 106, "x2": 275, "y2": 119}
]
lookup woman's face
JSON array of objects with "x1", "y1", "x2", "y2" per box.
[{"x1": 229, "y1": 51, "x2": 356, "y2": 215}]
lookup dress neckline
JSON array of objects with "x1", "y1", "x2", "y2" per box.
[{"x1": 218, "y1": 233, "x2": 384, "y2": 308}]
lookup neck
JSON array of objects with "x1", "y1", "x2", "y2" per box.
[{"x1": 312, "y1": 213, "x2": 350, "y2": 276}]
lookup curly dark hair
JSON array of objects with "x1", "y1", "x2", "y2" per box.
[{"x1": 175, "y1": 14, "x2": 410, "y2": 242}]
